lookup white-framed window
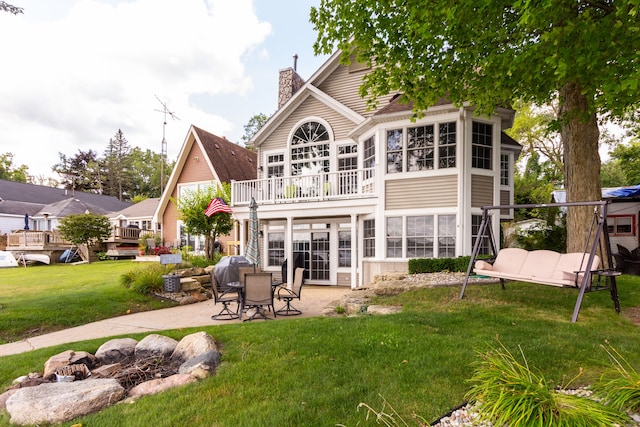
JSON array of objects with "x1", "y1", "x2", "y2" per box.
[
  {"x1": 267, "y1": 231, "x2": 285, "y2": 266},
  {"x1": 500, "y1": 154, "x2": 509, "y2": 186},
  {"x1": 387, "y1": 217, "x2": 403, "y2": 257},
  {"x1": 385, "y1": 215, "x2": 457, "y2": 258},
  {"x1": 406, "y1": 216, "x2": 434, "y2": 258},
  {"x1": 363, "y1": 219, "x2": 375, "y2": 257},
  {"x1": 177, "y1": 182, "x2": 217, "y2": 199},
  {"x1": 438, "y1": 215, "x2": 456, "y2": 257},
  {"x1": 363, "y1": 136, "x2": 376, "y2": 181},
  {"x1": 472, "y1": 215, "x2": 491, "y2": 255},
  {"x1": 338, "y1": 143, "x2": 358, "y2": 194},
  {"x1": 386, "y1": 122, "x2": 456, "y2": 174},
  {"x1": 290, "y1": 121, "x2": 330, "y2": 176},
  {"x1": 338, "y1": 226, "x2": 352, "y2": 268},
  {"x1": 607, "y1": 215, "x2": 635, "y2": 236},
  {"x1": 472, "y1": 121, "x2": 493, "y2": 170},
  {"x1": 266, "y1": 153, "x2": 285, "y2": 178}
]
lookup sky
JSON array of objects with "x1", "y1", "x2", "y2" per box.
[{"x1": 0, "y1": 0, "x2": 330, "y2": 180}]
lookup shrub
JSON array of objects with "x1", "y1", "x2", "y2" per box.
[
  {"x1": 465, "y1": 341, "x2": 628, "y2": 426},
  {"x1": 120, "y1": 264, "x2": 166, "y2": 294},
  {"x1": 409, "y1": 256, "x2": 472, "y2": 273}
]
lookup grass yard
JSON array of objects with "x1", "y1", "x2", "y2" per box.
[
  {"x1": 0, "y1": 260, "x2": 175, "y2": 344},
  {"x1": 2, "y1": 263, "x2": 640, "y2": 426}
]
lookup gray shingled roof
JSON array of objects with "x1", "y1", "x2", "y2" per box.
[
  {"x1": 111, "y1": 197, "x2": 159, "y2": 218},
  {"x1": 0, "y1": 179, "x2": 132, "y2": 215},
  {"x1": 35, "y1": 198, "x2": 110, "y2": 217},
  {"x1": 193, "y1": 126, "x2": 257, "y2": 183}
]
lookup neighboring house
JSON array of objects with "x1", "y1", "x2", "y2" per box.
[
  {"x1": 230, "y1": 51, "x2": 521, "y2": 288},
  {"x1": 154, "y1": 125, "x2": 257, "y2": 254},
  {"x1": 553, "y1": 186, "x2": 640, "y2": 252},
  {"x1": 0, "y1": 179, "x2": 131, "y2": 233},
  {"x1": 109, "y1": 197, "x2": 160, "y2": 233}
]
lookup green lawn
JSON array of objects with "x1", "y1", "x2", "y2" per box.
[
  {"x1": 1, "y1": 263, "x2": 640, "y2": 426},
  {"x1": 0, "y1": 260, "x2": 175, "y2": 344}
]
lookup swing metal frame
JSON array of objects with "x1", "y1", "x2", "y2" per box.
[{"x1": 460, "y1": 200, "x2": 620, "y2": 323}]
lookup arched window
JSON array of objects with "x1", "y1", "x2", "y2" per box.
[{"x1": 290, "y1": 121, "x2": 330, "y2": 175}]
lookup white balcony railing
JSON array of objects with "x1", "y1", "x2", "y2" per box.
[{"x1": 232, "y1": 168, "x2": 376, "y2": 206}]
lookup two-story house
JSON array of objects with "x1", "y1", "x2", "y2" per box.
[
  {"x1": 154, "y1": 125, "x2": 257, "y2": 254},
  {"x1": 231, "y1": 51, "x2": 521, "y2": 288}
]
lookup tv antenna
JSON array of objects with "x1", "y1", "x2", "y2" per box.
[{"x1": 154, "y1": 95, "x2": 180, "y2": 194}]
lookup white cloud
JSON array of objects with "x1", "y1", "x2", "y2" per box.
[{"x1": 0, "y1": 0, "x2": 271, "y2": 178}]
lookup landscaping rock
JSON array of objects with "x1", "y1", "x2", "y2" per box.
[
  {"x1": 0, "y1": 389, "x2": 18, "y2": 411},
  {"x1": 5, "y1": 378, "x2": 125, "y2": 425},
  {"x1": 127, "y1": 373, "x2": 196, "y2": 398},
  {"x1": 178, "y1": 350, "x2": 221, "y2": 379},
  {"x1": 95, "y1": 337, "x2": 137, "y2": 364},
  {"x1": 171, "y1": 331, "x2": 218, "y2": 363},
  {"x1": 135, "y1": 334, "x2": 178, "y2": 361},
  {"x1": 180, "y1": 278, "x2": 202, "y2": 291},
  {"x1": 43, "y1": 350, "x2": 97, "y2": 380},
  {"x1": 367, "y1": 305, "x2": 403, "y2": 315}
]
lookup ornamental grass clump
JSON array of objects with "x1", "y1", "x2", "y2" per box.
[
  {"x1": 120, "y1": 264, "x2": 166, "y2": 294},
  {"x1": 465, "y1": 341, "x2": 628, "y2": 427},
  {"x1": 592, "y1": 341, "x2": 640, "y2": 413}
]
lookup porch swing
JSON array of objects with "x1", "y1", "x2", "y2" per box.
[{"x1": 459, "y1": 200, "x2": 620, "y2": 323}]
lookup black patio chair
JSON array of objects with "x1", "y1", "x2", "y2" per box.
[{"x1": 275, "y1": 267, "x2": 305, "y2": 316}]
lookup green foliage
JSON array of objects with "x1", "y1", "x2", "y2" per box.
[
  {"x1": 241, "y1": 112, "x2": 269, "y2": 145},
  {"x1": 120, "y1": 264, "x2": 166, "y2": 294},
  {"x1": 174, "y1": 183, "x2": 233, "y2": 260},
  {"x1": 57, "y1": 213, "x2": 112, "y2": 249},
  {"x1": 515, "y1": 221, "x2": 567, "y2": 253},
  {"x1": 593, "y1": 342, "x2": 640, "y2": 412},
  {"x1": 601, "y1": 159, "x2": 628, "y2": 188},
  {"x1": 179, "y1": 252, "x2": 222, "y2": 268},
  {"x1": 0, "y1": 152, "x2": 28, "y2": 182},
  {"x1": 466, "y1": 341, "x2": 628, "y2": 427},
  {"x1": 608, "y1": 139, "x2": 640, "y2": 186},
  {"x1": 409, "y1": 256, "x2": 480, "y2": 274}
]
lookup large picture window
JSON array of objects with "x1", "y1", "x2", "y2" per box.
[
  {"x1": 386, "y1": 122, "x2": 456, "y2": 174},
  {"x1": 438, "y1": 215, "x2": 456, "y2": 257},
  {"x1": 406, "y1": 216, "x2": 434, "y2": 258},
  {"x1": 472, "y1": 121, "x2": 493, "y2": 170}
]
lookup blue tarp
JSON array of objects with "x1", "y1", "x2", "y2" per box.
[{"x1": 603, "y1": 185, "x2": 640, "y2": 198}]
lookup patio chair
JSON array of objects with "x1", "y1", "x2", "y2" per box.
[
  {"x1": 241, "y1": 272, "x2": 275, "y2": 321},
  {"x1": 275, "y1": 267, "x2": 305, "y2": 316},
  {"x1": 210, "y1": 273, "x2": 241, "y2": 320}
]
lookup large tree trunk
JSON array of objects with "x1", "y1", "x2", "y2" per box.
[{"x1": 559, "y1": 81, "x2": 601, "y2": 253}]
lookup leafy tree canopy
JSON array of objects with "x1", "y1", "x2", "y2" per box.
[
  {"x1": 241, "y1": 113, "x2": 269, "y2": 148},
  {"x1": 57, "y1": 213, "x2": 112, "y2": 262},
  {"x1": 0, "y1": 152, "x2": 29, "y2": 183},
  {"x1": 311, "y1": 0, "x2": 640, "y2": 251},
  {"x1": 0, "y1": 1, "x2": 22, "y2": 14},
  {"x1": 173, "y1": 183, "x2": 233, "y2": 260}
]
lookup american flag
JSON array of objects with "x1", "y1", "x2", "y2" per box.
[{"x1": 204, "y1": 197, "x2": 233, "y2": 216}]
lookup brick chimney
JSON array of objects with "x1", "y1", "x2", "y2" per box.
[{"x1": 277, "y1": 54, "x2": 305, "y2": 109}]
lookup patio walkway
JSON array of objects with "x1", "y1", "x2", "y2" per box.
[{"x1": 0, "y1": 285, "x2": 350, "y2": 357}]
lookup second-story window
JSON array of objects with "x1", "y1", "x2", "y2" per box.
[
  {"x1": 291, "y1": 121, "x2": 330, "y2": 176},
  {"x1": 500, "y1": 154, "x2": 509, "y2": 186},
  {"x1": 338, "y1": 144, "x2": 358, "y2": 194},
  {"x1": 386, "y1": 122, "x2": 456, "y2": 174},
  {"x1": 363, "y1": 136, "x2": 376, "y2": 180},
  {"x1": 472, "y1": 121, "x2": 493, "y2": 170},
  {"x1": 267, "y1": 153, "x2": 284, "y2": 178}
]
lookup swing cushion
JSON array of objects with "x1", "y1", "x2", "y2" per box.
[{"x1": 474, "y1": 248, "x2": 600, "y2": 288}]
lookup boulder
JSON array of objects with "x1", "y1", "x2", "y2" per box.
[
  {"x1": 178, "y1": 350, "x2": 221, "y2": 379},
  {"x1": 5, "y1": 379, "x2": 125, "y2": 425},
  {"x1": 127, "y1": 373, "x2": 196, "y2": 397},
  {"x1": 135, "y1": 334, "x2": 178, "y2": 361},
  {"x1": 43, "y1": 350, "x2": 97, "y2": 380},
  {"x1": 171, "y1": 331, "x2": 218, "y2": 363},
  {"x1": 367, "y1": 305, "x2": 403, "y2": 315},
  {"x1": 95, "y1": 338, "x2": 137, "y2": 364}
]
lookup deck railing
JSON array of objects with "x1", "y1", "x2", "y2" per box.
[
  {"x1": 231, "y1": 168, "x2": 376, "y2": 206},
  {"x1": 7, "y1": 230, "x2": 72, "y2": 249}
]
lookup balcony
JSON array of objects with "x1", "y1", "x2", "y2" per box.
[
  {"x1": 232, "y1": 168, "x2": 376, "y2": 206},
  {"x1": 7, "y1": 230, "x2": 72, "y2": 251}
]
